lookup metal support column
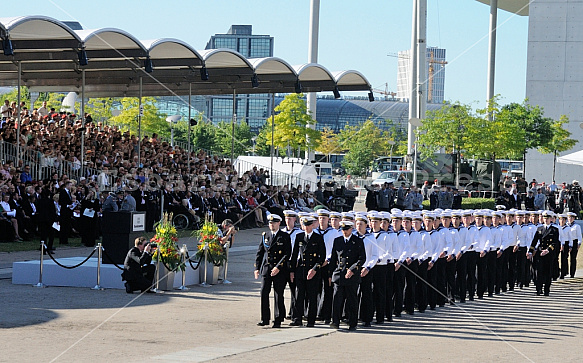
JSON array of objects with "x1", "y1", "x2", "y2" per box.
[
  {"x1": 407, "y1": 0, "x2": 418, "y2": 156},
  {"x1": 306, "y1": 0, "x2": 320, "y2": 162},
  {"x1": 16, "y1": 61, "x2": 21, "y2": 168},
  {"x1": 188, "y1": 83, "x2": 191, "y2": 174},
  {"x1": 487, "y1": 0, "x2": 498, "y2": 119},
  {"x1": 138, "y1": 76, "x2": 143, "y2": 166},
  {"x1": 231, "y1": 89, "x2": 236, "y2": 164},
  {"x1": 80, "y1": 69, "x2": 86, "y2": 177}
]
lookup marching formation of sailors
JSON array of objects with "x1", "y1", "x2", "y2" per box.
[{"x1": 254, "y1": 207, "x2": 581, "y2": 330}]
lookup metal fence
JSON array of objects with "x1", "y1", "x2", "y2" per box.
[
  {"x1": 0, "y1": 140, "x2": 102, "y2": 183},
  {"x1": 234, "y1": 158, "x2": 318, "y2": 191}
]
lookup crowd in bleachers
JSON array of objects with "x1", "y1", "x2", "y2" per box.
[{"x1": 0, "y1": 99, "x2": 330, "y2": 247}]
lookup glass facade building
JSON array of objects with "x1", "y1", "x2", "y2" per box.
[
  {"x1": 396, "y1": 47, "x2": 446, "y2": 104},
  {"x1": 205, "y1": 25, "x2": 274, "y2": 132}
]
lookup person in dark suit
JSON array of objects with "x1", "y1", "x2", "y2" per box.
[
  {"x1": 528, "y1": 211, "x2": 560, "y2": 296},
  {"x1": 254, "y1": 214, "x2": 292, "y2": 328},
  {"x1": 58, "y1": 181, "x2": 75, "y2": 245},
  {"x1": 132, "y1": 183, "x2": 148, "y2": 212},
  {"x1": 36, "y1": 188, "x2": 57, "y2": 253},
  {"x1": 122, "y1": 236, "x2": 155, "y2": 293},
  {"x1": 289, "y1": 216, "x2": 326, "y2": 327},
  {"x1": 329, "y1": 220, "x2": 366, "y2": 331},
  {"x1": 79, "y1": 190, "x2": 100, "y2": 247}
]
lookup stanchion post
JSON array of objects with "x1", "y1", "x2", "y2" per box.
[
  {"x1": 201, "y1": 242, "x2": 211, "y2": 287},
  {"x1": 177, "y1": 244, "x2": 189, "y2": 291},
  {"x1": 152, "y1": 252, "x2": 163, "y2": 294},
  {"x1": 222, "y1": 240, "x2": 232, "y2": 284},
  {"x1": 92, "y1": 243, "x2": 105, "y2": 290},
  {"x1": 34, "y1": 241, "x2": 47, "y2": 288}
]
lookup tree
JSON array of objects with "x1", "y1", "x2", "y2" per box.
[
  {"x1": 417, "y1": 102, "x2": 475, "y2": 159},
  {"x1": 314, "y1": 127, "x2": 340, "y2": 158},
  {"x1": 263, "y1": 93, "x2": 321, "y2": 157},
  {"x1": 339, "y1": 119, "x2": 390, "y2": 177},
  {"x1": 189, "y1": 118, "x2": 218, "y2": 153},
  {"x1": 215, "y1": 120, "x2": 254, "y2": 157},
  {"x1": 109, "y1": 97, "x2": 169, "y2": 138},
  {"x1": 538, "y1": 115, "x2": 578, "y2": 181},
  {"x1": 500, "y1": 100, "x2": 554, "y2": 174}
]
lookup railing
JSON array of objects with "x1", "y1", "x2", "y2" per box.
[
  {"x1": 234, "y1": 158, "x2": 318, "y2": 191},
  {"x1": 0, "y1": 140, "x2": 102, "y2": 183}
]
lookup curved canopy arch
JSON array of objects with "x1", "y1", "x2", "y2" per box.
[
  {"x1": 294, "y1": 63, "x2": 336, "y2": 93},
  {"x1": 77, "y1": 28, "x2": 147, "y2": 57},
  {"x1": 332, "y1": 70, "x2": 372, "y2": 91}
]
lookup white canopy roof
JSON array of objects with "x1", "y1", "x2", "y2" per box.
[
  {"x1": 0, "y1": 15, "x2": 372, "y2": 97},
  {"x1": 557, "y1": 150, "x2": 583, "y2": 167}
]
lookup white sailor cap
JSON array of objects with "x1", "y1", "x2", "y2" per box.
[
  {"x1": 283, "y1": 210, "x2": 298, "y2": 217},
  {"x1": 267, "y1": 214, "x2": 282, "y2": 222},
  {"x1": 342, "y1": 212, "x2": 355, "y2": 220},
  {"x1": 340, "y1": 220, "x2": 354, "y2": 230}
]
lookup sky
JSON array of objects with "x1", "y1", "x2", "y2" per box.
[{"x1": 2, "y1": 0, "x2": 529, "y2": 108}]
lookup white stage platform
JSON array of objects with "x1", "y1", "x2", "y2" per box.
[{"x1": 12, "y1": 257, "x2": 200, "y2": 289}]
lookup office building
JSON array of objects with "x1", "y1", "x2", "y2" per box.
[
  {"x1": 205, "y1": 25, "x2": 274, "y2": 132},
  {"x1": 396, "y1": 47, "x2": 446, "y2": 104}
]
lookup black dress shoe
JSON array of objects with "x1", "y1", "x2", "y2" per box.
[
  {"x1": 394, "y1": 312, "x2": 401, "y2": 317},
  {"x1": 469, "y1": 296, "x2": 474, "y2": 301},
  {"x1": 272, "y1": 322, "x2": 281, "y2": 328},
  {"x1": 348, "y1": 326, "x2": 357, "y2": 331},
  {"x1": 544, "y1": 292, "x2": 550, "y2": 296},
  {"x1": 124, "y1": 282, "x2": 132, "y2": 294},
  {"x1": 362, "y1": 322, "x2": 371, "y2": 327},
  {"x1": 289, "y1": 321, "x2": 302, "y2": 327},
  {"x1": 324, "y1": 320, "x2": 330, "y2": 325},
  {"x1": 257, "y1": 321, "x2": 269, "y2": 326},
  {"x1": 536, "y1": 291, "x2": 542, "y2": 296},
  {"x1": 306, "y1": 323, "x2": 315, "y2": 327},
  {"x1": 330, "y1": 323, "x2": 339, "y2": 329}
]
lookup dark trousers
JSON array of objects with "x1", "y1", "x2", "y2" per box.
[
  {"x1": 332, "y1": 283, "x2": 358, "y2": 328},
  {"x1": 445, "y1": 258, "x2": 456, "y2": 302},
  {"x1": 416, "y1": 260, "x2": 429, "y2": 311},
  {"x1": 435, "y1": 257, "x2": 447, "y2": 305},
  {"x1": 404, "y1": 260, "x2": 418, "y2": 313},
  {"x1": 359, "y1": 272, "x2": 374, "y2": 323},
  {"x1": 570, "y1": 244, "x2": 579, "y2": 277},
  {"x1": 38, "y1": 221, "x2": 55, "y2": 251},
  {"x1": 535, "y1": 251, "x2": 553, "y2": 295},
  {"x1": 294, "y1": 275, "x2": 319, "y2": 324},
  {"x1": 385, "y1": 263, "x2": 395, "y2": 320},
  {"x1": 59, "y1": 216, "x2": 71, "y2": 245},
  {"x1": 477, "y1": 253, "x2": 488, "y2": 298},
  {"x1": 516, "y1": 247, "x2": 528, "y2": 287},
  {"x1": 427, "y1": 263, "x2": 438, "y2": 309},
  {"x1": 455, "y1": 254, "x2": 467, "y2": 302},
  {"x1": 372, "y1": 264, "x2": 387, "y2": 322},
  {"x1": 506, "y1": 248, "x2": 517, "y2": 291},
  {"x1": 552, "y1": 246, "x2": 561, "y2": 280},
  {"x1": 466, "y1": 251, "x2": 478, "y2": 299},
  {"x1": 317, "y1": 265, "x2": 333, "y2": 321},
  {"x1": 260, "y1": 273, "x2": 286, "y2": 324},
  {"x1": 486, "y1": 251, "x2": 497, "y2": 295},
  {"x1": 393, "y1": 266, "x2": 406, "y2": 314},
  {"x1": 560, "y1": 244, "x2": 570, "y2": 278},
  {"x1": 495, "y1": 250, "x2": 505, "y2": 293},
  {"x1": 126, "y1": 264, "x2": 156, "y2": 292},
  {"x1": 286, "y1": 275, "x2": 297, "y2": 319}
]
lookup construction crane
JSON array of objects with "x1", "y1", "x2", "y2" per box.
[
  {"x1": 372, "y1": 83, "x2": 397, "y2": 101},
  {"x1": 387, "y1": 51, "x2": 448, "y2": 102}
]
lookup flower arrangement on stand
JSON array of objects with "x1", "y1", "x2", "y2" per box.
[
  {"x1": 151, "y1": 213, "x2": 183, "y2": 272},
  {"x1": 193, "y1": 219, "x2": 227, "y2": 266}
]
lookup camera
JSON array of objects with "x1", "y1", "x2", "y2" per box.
[{"x1": 149, "y1": 243, "x2": 157, "y2": 248}]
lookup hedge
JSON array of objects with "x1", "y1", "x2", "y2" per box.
[{"x1": 421, "y1": 198, "x2": 496, "y2": 210}]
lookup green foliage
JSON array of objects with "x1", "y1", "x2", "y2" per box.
[
  {"x1": 538, "y1": 115, "x2": 578, "y2": 155},
  {"x1": 255, "y1": 124, "x2": 273, "y2": 156},
  {"x1": 109, "y1": 97, "x2": 170, "y2": 138},
  {"x1": 501, "y1": 101, "x2": 554, "y2": 151},
  {"x1": 422, "y1": 197, "x2": 496, "y2": 210},
  {"x1": 85, "y1": 97, "x2": 114, "y2": 122},
  {"x1": 33, "y1": 92, "x2": 66, "y2": 111},
  {"x1": 263, "y1": 94, "x2": 321, "y2": 157},
  {"x1": 189, "y1": 118, "x2": 217, "y2": 152},
  {"x1": 215, "y1": 120, "x2": 254, "y2": 157},
  {"x1": 339, "y1": 119, "x2": 392, "y2": 177}
]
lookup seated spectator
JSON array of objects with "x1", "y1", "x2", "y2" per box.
[{"x1": 121, "y1": 236, "x2": 155, "y2": 293}]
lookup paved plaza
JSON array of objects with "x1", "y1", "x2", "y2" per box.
[{"x1": 2, "y1": 227, "x2": 583, "y2": 362}]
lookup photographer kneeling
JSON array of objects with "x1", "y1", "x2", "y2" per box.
[{"x1": 122, "y1": 236, "x2": 156, "y2": 293}]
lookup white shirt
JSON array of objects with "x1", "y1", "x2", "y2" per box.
[
  {"x1": 359, "y1": 233, "x2": 378, "y2": 270},
  {"x1": 395, "y1": 230, "x2": 410, "y2": 263},
  {"x1": 475, "y1": 225, "x2": 492, "y2": 252},
  {"x1": 316, "y1": 226, "x2": 339, "y2": 260},
  {"x1": 570, "y1": 223, "x2": 582, "y2": 246}
]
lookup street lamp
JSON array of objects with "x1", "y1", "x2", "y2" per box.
[
  {"x1": 388, "y1": 139, "x2": 396, "y2": 171},
  {"x1": 166, "y1": 115, "x2": 181, "y2": 147},
  {"x1": 408, "y1": 117, "x2": 423, "y2": 187}
]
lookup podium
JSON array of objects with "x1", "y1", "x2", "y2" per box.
[{"x1": 101, "y1": 211, "x2": 146, "y2": 265}]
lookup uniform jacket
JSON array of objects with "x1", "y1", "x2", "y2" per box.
[
  {"x1": 329, "y1": 234, "x2": 366, "y2": 286},
  {"x1": 255, "y1": 230, "x2": 292, "y2": 277},
  {"x1": 290, "y1": 231, "x2": 326, "y2": 279},
  {"x1": 123, "y1": 247, "x2": 152, "y2": 281},
  {"x1": 529, "y1": 224, "x2": 560, "y2": 253}
]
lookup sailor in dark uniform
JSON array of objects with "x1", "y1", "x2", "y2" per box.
[
  {"x1": 254, "y1": 214, "x2": 292, "y2": 328},
  {"x1": 290, "y1": 216, "x2": 326, "y2": 327},
  {"x1": 528, "y1": 211, "x2": 560, "y2": 296},
  {"x1": 281, "y1": 210, "x2": 301, "y2": 321},
  {"x1": 329, "y1": 220, "x2": 366, "y2": 331}
]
